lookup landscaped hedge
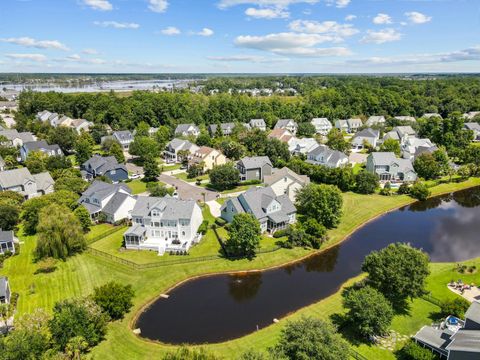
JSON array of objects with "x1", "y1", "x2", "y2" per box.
[
  {"x1": 215, "y1": 217, "x2": 227, "y2": 227},
  {"x1": 198, "y1": 220, "x2": 209, "y2": 235}
]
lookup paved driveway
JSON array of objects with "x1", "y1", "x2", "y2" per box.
[{"x1": 159, "y1": 174, "x2": 219, "y2": 202}]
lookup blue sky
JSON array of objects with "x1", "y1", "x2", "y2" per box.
[{"x1": 0, "y1": 0, "x2": 479, "y2": 73}]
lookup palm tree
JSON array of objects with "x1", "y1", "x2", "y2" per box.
[{"x1": 65, "y1": 336, "x2": 89, "y2": 360}]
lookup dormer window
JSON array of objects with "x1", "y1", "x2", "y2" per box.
[{"x1": 151, "y1": 209, "x2": 160, "y2": 217}]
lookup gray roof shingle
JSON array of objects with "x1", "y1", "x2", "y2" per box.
[{"x1": 238, "y1": 156, "x2": 272, "y2": 170}]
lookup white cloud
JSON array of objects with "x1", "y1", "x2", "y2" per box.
[
  {"x1": 160, "y1": 26, "x2": 181, "y2": 35},
  {"x1": 148, "y1": 0, "x2": 169, "y2": 13},
  {"x1": 325, "y1": 0, "x2": 350, "y2": 8},
  {"x1": 208, "y1": 55, "x2": 289, "y2": 63},
  {"x1": 373, "y1": 13, "x2": 392, "y2": 25},
  {"x1": 347, "y1": 46, "x2": 480, "y2": 67},
  {"x1": 59, "y1": 54, "x2": 107, "y2": 64},
  {"x1": 82, "y1": 0, "x2": 112, "y2": 11},
  {"x1": 193, "y1": 28, "x2": 214, "y2": 37},
  {"x1": 405, "y1": 11, "x2": 432, "y2": 24},
  {"x1": 289, "y1": 20, "x2": 359, "y2": 39},
  {"x1": 361, "y1": 28, "x2": 402, "y2": 44},
  {"x1": 94, "y1": 21, "x2": 140, "y2": 29},
  {"x1": 345, "y1": 14, "x2": 356, "y2": 21},
  {"x1": 0, "y1": 37, "x2": 69, "y2": 51},
  {"x1": 235, "y1": 32, "x2": 351, "y2": 57},
  {"x1": 5, "y1": 53, "x2": 47, "y2": 62},
  {"x1": 218, "y1": 0, "x2": 319, "y2": 9},
  {"x1": 82, "y1": 48, "x2": 99, "y2": 55},
  {"x1": 245, "y1": 7, "x2": 289, "y2": 19}
]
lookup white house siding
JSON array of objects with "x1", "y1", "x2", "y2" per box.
[
  {"x1": 270, "y1": 178, "x2": 303, "y2": 202},
  {"x1": 112, "y1": 196, "x2": 137, "y2": 223}
]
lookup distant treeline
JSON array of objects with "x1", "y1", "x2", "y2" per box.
[{"x1": 16, "y1": 76, "x2": 480, "y2": 131}]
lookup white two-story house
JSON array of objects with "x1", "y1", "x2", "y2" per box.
[{"x1": 123, "y1": 196, "x2": 203, "y2": 254}]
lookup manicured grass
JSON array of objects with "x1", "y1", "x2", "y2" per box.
[
  {"x1": 173, "y1": 172, "x2": 209, "y2": 183},
  {"x1": 2, "y1": 178, "x2": 480, "y2": 359},
  {"x1": 161, "y1": 163, "x2": 182, "y2": 172},
  {"x1": 86, "y1": 223, "x2": 115, "y2": 241},
  {"x1": 126, "y1": 180, "x2": 148, "y2": 195}
]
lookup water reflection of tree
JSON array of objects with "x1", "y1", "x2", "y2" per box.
[
  {"x1": 228, "y1": 273, "x2": 263, "y2": 303},
  {"x1": 303, "y1": 245, "x2": 340, "y2": 272},
  {"x1": 408, "y1": 196, "x2": 445, "y2": 212},
  {"x1": 452, "y1": 187, "x2": 480, "y2": 208}
]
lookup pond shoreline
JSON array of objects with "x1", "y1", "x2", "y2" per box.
[{"x1": 129, "y1": 182, "x2": 480, "y2": 346}]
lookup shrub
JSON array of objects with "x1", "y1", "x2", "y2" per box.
[
  {"x1": 34, "y1": 257, "x2": 58, "y2": 274},
  {"x1": 397, "y1": 340, "x2": 438, "y2": 360},
  {"x1": 440, "y1": 298, "x2": 471, "y2": 318},
  {"x1": 92, "y1": 282, "x2": 135, "y2": 320},
  {"x1": 273, "y1": 229, "x2": 288, "y2": 238},
  {"x1": 198, "y1": 220, "x2": 209, "y2": 235},
  {"x1": 409, "y1": 182, "x2": 431, "y2": 201},
  {"x1": 398, "y1": 183, "x2": 411, "y2": 195}
]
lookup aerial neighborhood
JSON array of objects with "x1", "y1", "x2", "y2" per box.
[{"x1": 1, "y1": 74, "x2": 480, "y2": 360}]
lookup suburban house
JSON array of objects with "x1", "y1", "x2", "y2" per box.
[
  {"x1": 237, "y1": 156, "x2": 273, "y2": 182},
  {"x1": 81, "y1": 155, "x2": 129, "y2": 183},
  {"x1": 20, "y1": 140, "x2": 63, "y2": 162},
  {"x1": 60, "y1": 118, "x2": 92, "y2": 133},
  {"x1": 220, "y1": 186, "x2": 296, "y2": 233},
  {"x1": 384, "y1": 126, "x2": 417, "y2": 142},
  {"x1": 0, "y1": 156, "x2": 4, "y2": 171},
  {"x1": 0, "y1": 129, "x2": 35, "y2": 147},
  {"x1": 123, "y1": 196, "x2": 203, "y2": 254},
  {"x1": 189, "y1": 146, "x2": 227, "y2": 172},
  {"x1": 36, "y1": 110, "x2": 59, "y2": 125},
  {"x1": 264, "y1": 167, "x2": 310, "y2": 202},
  {"x1": 401, "y1": 137, "x2": 437, "y2": 160},
  {"x1": 463, "y1": 111, "x2": 480, "y2": 120},
  {"x1": 249, "y1": 119, "x2": 267, "y2": 131},
  {"x1": 335, "y1": 120, "x2": 349, "y2": 132},
  {"x1": 351, "y1": 128, "x2": 380, "y2": 150},
  {"x1": 0, "y1": 168, "x2": 55, "y2": 199},
  {"x1": 0, "y1": 229, "x2": 17, "y2": 255},
  {"x1": 464, "y1": 122, "x2": 480, "y2": 141},
  {"x1": 274, "y1": 119, "x2": 298, "y2": 135},
  {"x1": 306, "y1": 145, "x2": 349, "y2": 168},
  {"x1": 164, "y1": 138, "x2": 199, "y2": 163},
  {"x1": 0, "y1": 277, "x2": 11, "y2": 304},
  {"x1": 0, "y1": 113, "x2": 16, "y2": 128},
  {"x1": 78, "y1": 181, "x2": 136, "y2": 223},
  {"x1": 311, "y1": 118, "x2": 332, "y2": 135},
  {"x1": 366, "y1": 116, "x2": 386, "y2": 127},
  {"x1": 413, "y1": 301, "x2": 480, "y2": 360},
  {"x1": 268, "y1": 128, "x2": 294, "y2": 143},
  {"x1": 366, "y1": 152, "x2": 417, "y2": 182},
  {"x1": 208, "y1": 123, "x2": 236, "y2": 136},
  {"x1": 423, "y1": 113, "x2": 443, "y2": 119},
  {"x1": 174, "y1": 123, "x2": 200, "y2": 137},
  {"x1": 347, "y1": 118, "x2": 363, "y2": 133},
  {"x1": 36, "y1": 111, "x2": 93, "y2": 132},
  {"x1": 112, "y1": 130, "x2": 134, "y2": 150},
  {"x1": 394, "y1": 115, "x2": 417, "y2": 123},
  {"x1": 288, "y1": 137, "x2": 319, "y2": 155}
]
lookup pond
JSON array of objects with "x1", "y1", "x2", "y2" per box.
[{"x1": 136, "y1": 187, "x2": 480, "y2": 344}]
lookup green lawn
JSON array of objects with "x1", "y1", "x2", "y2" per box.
[
  {"x1": 161, "y1": 163, "x2": 182, "y2": 172},
  {"x1": 173, "y1": 172, "x2": 209, "y2": 183},
  {"x1": 126, "y1": 180, "x2": 148, "y2": 195},
  {"x1": 2, "y1": 178, "x2": 480, "y2": 359}
]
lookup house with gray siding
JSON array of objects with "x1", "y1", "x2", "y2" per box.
[
  {"x1": 366, "y1": 152, "x2": 417, "y2": 183},
  {"x1": 175, "y1": 123, "x2": 200, "y2": 137},
  {"x1": 351, "y1": 128, "x2": 380, "y2": 150},
  {"x1": 123, "y1": 196, "x2": 203, "y2": 254},
  {"x1": 413, "y1": 301, "x2": 480, "y2": 360},
  {"x1": 221, "y1": 186, "x2": 296, "y2": 233},
  {"x1": 208, "y1": 123, "x2": 236, "y2": 136},
  {"x1": 20, "y1": 140, "x2": 63, "y2": 162},
  {"x1": 0, "y1": 230, "x2": 17, "y2": 255},
  {"x1": 0, "y1": 129, "x2": 35, "y2": 148},
  {"x1": 164, "y1": 138, "x2": 199, "y2": 163},
  {"x1": 306, "y1": 145, "x2": 349, "y2": 168},
  {"x1": 0, "y1": 168, "x2": 54, "y2": 199},
  {"x1": 112, "y1": 130, "x2": 134, "y2": 150},
  {"x1": 311, "y1": 118, "x2": 332, "y2": 135},
  {"x1": 365, "y1": 116, "x2": 386, "y2": 127},
  {"x1": 78, "y1": 181, "x2": 136, "y2": 223},
  {"x1": 237, "y1": 156, "x2": 273, "y2": 182},
  {"x1": 81, "y1": 155, "x2": 128, "y2": 183}
]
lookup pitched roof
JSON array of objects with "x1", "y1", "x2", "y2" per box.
[
  {"x1": 0, "y1": 167, "x2": 35, "y2": 188},
  {"x1": 166, "y1": 138, "x2": 199, "y2": 152},
  {"x1": 347, "y1": 118, "x2": 363, "y2": 126},
  {"x1": 249, "y1": 119, "x2": 266, "y2": 127},
  {"x1": 370, "y1": 152, "x2": 415, "y2": 173},
  {"x1": 366, "y1": 115, "x2": 385, "y2": 124},
  {"x1": 208, "y1": 123, "x2": 235, "y2": 134},
  {"x1": 274, "y1": 119, "x2": 297, "y2": 129},
  {"x1": 0, "y1": 230, "x2": 14, "y2": 243},
  {"x1": 238, "y1": 156, "x2": 272, "y2": 169},
  {"x1": 32, "y1": 172, "x2": 55, "y2": 192},
  {"x1": 353, "y1": 128, "x2": 380, "y2": 139},
  {"x1": 464, "y1": 122, "x2": 480, "y2": 131},
  {"x1": 414, "y1": 326, "x2": 452, "y2": 351},
  {"x1": 465, "y1": 301, "x2": 480, "y2": 325},
  {"x1": 446, "y1": 329, "x2": 480, "y2": 353},
  {"x1": 102, "y1": 192, "x2": 130, "y2": 216},
  {"x1": 264, "y1": 167, "x2": 310, "y2": 187},
  {"x1": 0, "y1": 129, "x2": 35, "y2": 143},
  {"x1": 23, "y1": 140, "x2": 61, "y2": 153},
  {"x1": 394, "y1": 115, "x2": 416, "y2": 122},
  {"x1": 82, "y1": 155, "x2": 126, "y2": 175},
  {"x1": 311, "y1": 118, "x2": 331, "y2": 126},
  {"x1": 268, "y1": 128, "x2": 293, "y2": 142},
  {"x1": 175, "y1": 123, "x2": 199, "y2": 134},
  {"x1": 131, "y1": 196, "x2": 197, "y2": 220},
  {"x1": 113, "y1": 130, "x2": 134, "y2": 141}
]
